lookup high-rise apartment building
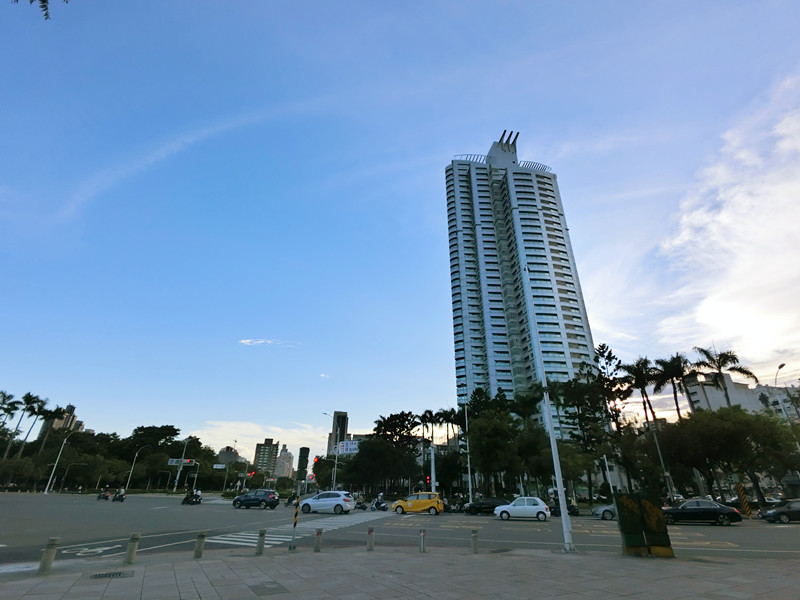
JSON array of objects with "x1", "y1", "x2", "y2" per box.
[
  {"x1": 447, "y1": 132, "x2": 595, "y2": 413},
  {"x1": 253, "y1": 438, "x2": 279, "y2": 475}
]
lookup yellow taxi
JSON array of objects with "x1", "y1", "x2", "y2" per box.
[{"x1": 392, "y1": 492, "x2": 443, "y2": 515}]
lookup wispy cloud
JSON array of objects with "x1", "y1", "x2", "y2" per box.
[
  {"x1": 239, "y1": 338, "x2": 301, "y2": 348},
  {"x1": 319, "y1": 373, "x2": 330, "y2": 379},
  {"x1": 653, "y1": 72, "x2": 800, "y2": 381}
]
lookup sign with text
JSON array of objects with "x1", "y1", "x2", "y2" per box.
[{"x1": 337, "y1": 440, "x2": 360, "y2": 455}]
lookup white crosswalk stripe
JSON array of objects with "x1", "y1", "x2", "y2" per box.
[{"x1": 207, "y1": 510, "x2": 391, "y2": 548}]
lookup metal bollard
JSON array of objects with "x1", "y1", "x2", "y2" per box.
[
  {"x1": 471, "y1": 529, "x2": 479, "y2": 554},
  {"x1": 123, "y1": 532, "x2": 141, "y2": 565},
  {"x1": 256, "y1": 529, "x2": 266, "y2": 555},
  {"x1": 38, "y1": 537, "x2": 60, "y2": 574},
  {"x1": 367, "y1": 527, "x2": 374, "y2": 552},
  {"x1": 313, "y1": 528, "x2": 323, "y2": 552},
  {"x1": 419, "y1": 528, "x2": 426, "y2": 553},
  {"x1": 193, "y1": 531, "x2": 207, "y2": 559}
]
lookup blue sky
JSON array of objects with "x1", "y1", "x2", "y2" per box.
[{"x1": 3, "y1": 1, "x2": 800, "y2": 461}]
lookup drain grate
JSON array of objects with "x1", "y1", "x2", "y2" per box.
[{"x1": 90, "y1": 570, "x2": 134, "y2": 579}]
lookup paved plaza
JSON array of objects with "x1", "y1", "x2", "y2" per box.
[{"x1": 1, "y1": 544, "x2": 798, "y2": 599}]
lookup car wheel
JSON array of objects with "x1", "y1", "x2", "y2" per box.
[
  {"x1": 428, "y1": 507, "x2": 438, "y2": 515},
  {"x1": 779, "y1": 513, "x2": 790, "y2": 524},
  {"x1": 499, "y1": 511, "x2": 510, "y2": 521},
  {"x1": 233, "y1": 500, "x2": 241, "y2": 509},
  {"x1": 259, "y1": 501, "x2": 267, "y2": 509},
  {"x1": 395, "y1": 506, "x2": 405, "y2": 514},
  {"x1": 536, "y1": 512, "x2": 547, "y2": 521},
  {"x1": 717, "y1": 514, "x2": 731, "y2": 526},
  {"x1": 602, "y1": 510, "x2": 613, "y2": 520},
  {"x1": 664, "y1": 514, "x2": 675, "y2": 525},
  {"x1": 334, "y1": 504, "x2": 343, "y2": 514},
  {"x1": 301, "y1": 504, "x2": 311, "y2": 513}
]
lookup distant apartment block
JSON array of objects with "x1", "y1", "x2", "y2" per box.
[{"x1": 253, "y1": 438, "x2": 279, "y2": 475}]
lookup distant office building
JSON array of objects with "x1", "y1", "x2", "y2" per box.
[
  {"x1": 326, "y1": 411, "x2": 349, "y2": 456},
  {"x1": 37, "y1": 404, "x2": 84, "y2": 439},
  {"x1": 274, "y1": 444, "x2": 294, "y2": 478},
  {"x1": 446, "y1": 132, "x2": 595, "y2": 431},
  {"x1": 253, "y1": 438, "x2": 279, "y2": 475},
  {"x1": 686, "y1": 373, "x2": 799, "y2": 420},
  {"x1": 217, "y1": 446, "x2": 245, "y2": 465}
]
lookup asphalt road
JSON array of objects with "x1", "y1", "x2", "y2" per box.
[{"x1": 2, "y1": 493, "x2": 799, "y2": 567}]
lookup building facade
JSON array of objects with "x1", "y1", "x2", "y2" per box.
[
  {"x1": 274, "y1": 444, "x2": 294, "y2": 478},
  {"x1": 253, "y1": 438, "x2": 279, "y2": 475},
  {"x1": 326, "y1": 411, "x2": 349, "y2": 456},
  {"x1": 446, "y1": 132, "x2": 595, "y2": 426}
]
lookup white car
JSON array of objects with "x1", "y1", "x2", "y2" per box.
[
  {"x1": 494, "y1": 496, "x2": 550, "y2": 521},
  {"x1": 300, "y1": 491, "x2": 353, "y2": 514}
]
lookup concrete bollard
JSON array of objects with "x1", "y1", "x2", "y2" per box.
[
  {"x1": 419, "y1": 528, "x2": 426, "y2": 553},
  {"x1": 367, "y1": 527, "x2": 375, "y2": 552},
  {"x1": 471, "y1": 529, "x2": 479, "y2": 554},
  {"x1": 123, "y1": 532, "x2": 141, "y2": 565},
  {"x1": 256, "y1": 529, "x2": 266, "y2": 555},
  {"x1": 313, "y1": 528, "x2": 323, "y2": 552},
  {"x1": 38, "y1": 537, "x2": 61, "y2": 574},
  {"x1": 193, "y1": 531, "x2": 207, "y2": 559}
]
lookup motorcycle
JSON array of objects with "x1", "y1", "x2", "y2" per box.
[
  {"x1": 112, "y1": 492, "x2": 126, "y2": 502},
  {"x1": 355, "y1": 499, "x2": 368, "y2": 510},
  {"x1": 370, "y1": 498, "x2": 388, "y2": 511},
  {"x1": 97, "y1": 490, "x2": 111, "y2": 501},
  {"x1": 182, "y1": 493, "x2": 202, "y2": 505}
]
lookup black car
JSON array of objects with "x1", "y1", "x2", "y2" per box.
[
  {"x1": 662, "y1": 499, "x2": 742, "y2": 525},
  {"x1": 761, "y1": 499, "x2": 800, "y2": 523},
  {"x1": 549, "y1": 502, "x2": 580, "y2": 517},
  {"x1": 464, "y1": 497, "x2": 512, "y2": 515},
  {"x1": 232, "y1": 489, "x2": 280, "y2": 509}
]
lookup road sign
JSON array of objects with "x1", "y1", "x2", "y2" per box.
[
  {"x1": 168, "y1": 458, "x2": 181, "y2": 466},
  {"x1": 213, "y1": 464, "x2": 226, "y2": 470}
]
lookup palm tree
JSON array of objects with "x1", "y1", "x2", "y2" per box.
[
  {"x1": 693, "y1": 346, "x2": 759, "y2": 408},
  {"x1": 619, "y1": 357, "x2": 658, "y2": 425},
  {"x1": 16, "y1": 396, "x2": 47, "y2": 458},
  {"x1": 2, "y1": 392, "x2": 43, "y2": 459},
  {"x1": 419, "y1": 409, "x2": 437, "y2": 443},
  {"x1": 652, "y1": 353, "x2": 693, "y2": 420},
  {"x1": 0, "y1": 391, "x2": 20, "y2": 428},
  {"x1": 435, "y1": 408, "x2": 459, "y2": 448}
]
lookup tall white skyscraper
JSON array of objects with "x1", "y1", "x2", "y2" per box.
[{"x1": 447, "y1": 132, "x2": 595, "y2": 410}]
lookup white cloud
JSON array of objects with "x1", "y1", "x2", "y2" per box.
[
  {"x1": 190, "y1": 420, "x2": 328, "y2": 465},
  {"x1": 319, "y1": 373, "x2": 330, "y2": 379},
  {"x1": 238, "y1": 338, "x2": 300, "y2": 348},
  {"x1": 654, "y1": 72, "x2": 800, "y2": 382}
]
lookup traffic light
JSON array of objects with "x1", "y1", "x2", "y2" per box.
[
  {"x1": 247, "y1": 470, "x2": 255, "y2": 477},
  {"x1": 314, "y1": 456, "x2": 319, "y2": 463},
  {"x1": 183, "y1": 459, "x2": 196, "y2": 466},
  {"x1": 426, "y1": 475, "x2": 431, "y2": 484}
]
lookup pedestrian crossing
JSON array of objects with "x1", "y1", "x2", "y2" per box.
[{"x1": 207, "y1": 510, "x2": 391, "y2": 549}]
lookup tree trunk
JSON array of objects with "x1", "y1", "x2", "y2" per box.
[{"x1": 671, "y1": 381, "x2": 683, "y2": 420}]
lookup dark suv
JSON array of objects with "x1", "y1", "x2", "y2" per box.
[{"x1": 232, "y1": 489, "x2": 280, "y2": 509}]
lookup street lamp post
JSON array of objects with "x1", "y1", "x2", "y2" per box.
[
  {"x1": 125, "y1": 445, "x2": 149, "y2": 491},
  {"x1": 173, "y1": 438, "x2": 189, "y2": 492},
  {"x1": 44, "y1": 431, "x2": 74, "y2": 494}
]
